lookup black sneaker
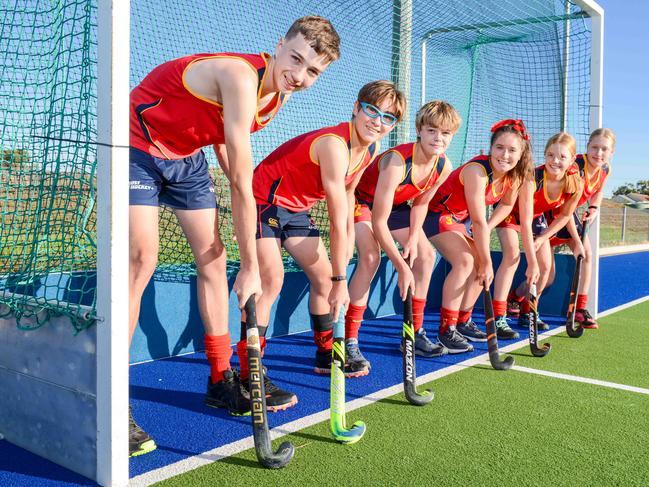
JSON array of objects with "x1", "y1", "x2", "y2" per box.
[
  {"x1": 400, "y1": 328, "x2": 448, "y2": 357},
  {"x1": 314, "y1": 349, "x2": 332, "y2": 374},
  {"x1": 345, "y1": 338, "x2": 371, "y2": 377},
  {"x1": 456, "y1": 319, "x2": 488, "y2": 342},
  {"x1": 205, "y1": 370, "x2": 251, "y2": 416},
  {"x1": 241, "y1": 368, "x2": 298, "y2": 412},
  {"x1": 495, "y1": 315, "x2": 519, "y2": 340},
  {"x1": 518, "y1": 313, "x2": 549, "y2": 331},
  {"x1": 129, "y1": 406, "x2": 157, "y2": 458},
  {"x1": 507, "y1": 299, "x2": 521, "y2": 317},
  {"x1": 438, "y1": 326, "x2": 474, "y2": 354}
]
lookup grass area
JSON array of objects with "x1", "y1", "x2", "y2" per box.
[{"x1": 155, "y1": 302, "x2": 649, "y2": 487}]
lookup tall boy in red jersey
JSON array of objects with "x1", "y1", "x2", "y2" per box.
[
  {"x1": 233, "y1": 81, "x2": 405, "y2": 409},
  {"x1": 128, "y1": 17, "x2": 340, "y2": 457}
]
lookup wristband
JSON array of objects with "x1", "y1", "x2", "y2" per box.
[
  {"x1": 588, "y1": 205, "x2": 599, "y2": 210},
  {"x1": 331, "y1": 275, "x2": 347, "y2": 282}
]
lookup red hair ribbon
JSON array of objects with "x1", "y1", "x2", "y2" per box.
[
  {"x1": 491, "y1": 119, "x2": 529, "y2": 140},
  {"x1": 567, "y1": 163, "x2": 579, "y2": 175}
]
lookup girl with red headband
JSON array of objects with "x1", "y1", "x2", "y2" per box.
[
  {"x1": 495, "y1": 132, "x2": 583, "y2": 334},
  {"x1": 423, "y1": 119, "x2": 535, "y2": 353}
]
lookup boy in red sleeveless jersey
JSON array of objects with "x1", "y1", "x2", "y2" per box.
[
  {"x1": 425, "y1": 120, "x2": 535, "y2": 353},
  {"x1": 342, "y1": 101, "x2": 461, "y2": 376},
  {"x1": 495, "y1": 132, "x2": 583, "y2": 334},
  {"x1": 128, "y1": 17, "x2": 340, "y2": 457},
  {"x1": 236, "y1": 81, "x2": 405, "y2": 407}
]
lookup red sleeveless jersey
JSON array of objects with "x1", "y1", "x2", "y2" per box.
[
  {"x1": 575, "y1": 154, "x2": 610, "y2": 206},
  {"x1": 130, "y1": 52, "x2": 286, "y2": 159},
  {"x1": 428, "y1": 155, "x2": 512, "y2": 220},
  {"x1": 515, "y1": 165, "x2": 573, "y2": 219},
  {"x1": 355, "y1": 142, "x2": 448, "y2": 206},
  {"x1": 253, "y1": 122, "x2": 379, "y2": 212}
]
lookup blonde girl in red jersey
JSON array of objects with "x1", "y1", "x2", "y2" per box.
[
  {"x1": 495, "y1": 132, "x2": 583, "y2": 334},
  {"x1": 540, "y1": 128, "x2": 615, "y2": 329},
  {"x1": 342, "y1": 101, "x2": 461, "y2": 377},
  {"x1": 425, "y1": 120, "x2": 534, "y2": 354}
]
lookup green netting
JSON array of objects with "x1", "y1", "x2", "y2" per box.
[
  {"x1": 1, "y1": 0, "x2": 97, "y2": 330},
  {"x1": 0, "y1": 0, "x2": 594, "y2": 328}
]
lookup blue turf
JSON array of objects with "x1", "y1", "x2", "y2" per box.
[
  {"x1": 598, "y1": 251, "x2": 649, "y2": 312},
  {"x1": 0, "y1": 311, "x2": 566, "y2": 484}
]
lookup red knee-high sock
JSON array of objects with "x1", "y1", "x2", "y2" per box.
[
  {"x1": 345, "y1": 304, "x2": 366, "y2": 339},
  {"x1": 311, "y1": 313, "x2": 333, "y2": 352},
  {"x1": 439, "y1": 308, "x2": 459, "y2": 335},
  {"x1": 204, "y1": 333, "x2": 233, "y2": 384},
  {"x1": 458, "y1": 308, "x2": 472, "y2": 325},
  {"x1": 412, "y1": 297, "x2": 426, "y2": 332},
  {"x1": 577, "y1": 294, "x2": 588, "y2": 310},
  {"x1": 493, "y1": 300, "x2": 507, "y2": 318},
  {"x1": 508, "y1": 289, "x2": 524, "y2": 302},
  {"x1": 520, "y1": 299, "x2": 531, "y2": 314},
  {"x1": 237, "y1": 335, "x2": 267, "y2": 381}
]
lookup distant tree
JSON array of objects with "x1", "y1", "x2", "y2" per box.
[{"x1": 613, "y1": 180, "x2": 649, "y2": 196}]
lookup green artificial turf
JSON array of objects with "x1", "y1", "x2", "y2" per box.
[
  {"x1": 156, "y1": 303, "x2": 649, "y2": 487},
  {"x1": 510, "y1": 300, "x2": 649, "y2": 389}
]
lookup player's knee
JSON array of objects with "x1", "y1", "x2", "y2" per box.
[
  {"x1": 358, "y1": 248, "x2": 381, "y2": 271},
  {"x1": 453, "y1": 254, "x2": 474, "y2": 274},
  {"x1": 309, "y1": 273, "x2": 332, "y2": 297},
  {"x1": 501, "y1": 248, "x2": 520, "y2": 267},
  {"x1": 262, "y1": 271, "x2": 284, "y2": 297},
  {"x1": 418, "y1": 243, "x2": 436, "y2": 265},
  {"x1": 130, "y1": 250, "x2": 157, "y2": 280}
]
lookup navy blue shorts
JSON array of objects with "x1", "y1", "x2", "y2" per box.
[
  {"x1": 129, "y1": 147, "x2": 217, "y2": 209},
  {"x1": 423, "y1": 211, "x2": 473, "y2": 238},
  {"x1": 355, "y1": 202, "x2": 413, "y2": 233},
  {"x1": 256, "y1": 203, "x2": 320, "y2": 241},
  {"x1": 551, "y1": 211, "x2": 582, "y2": 243},
  {"x1": 498, "y1": 212, "x2": 549, "y2": 237}
]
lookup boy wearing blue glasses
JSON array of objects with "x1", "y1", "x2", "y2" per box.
[
  {"x1": 234, "y1": 81, "x2": 405, "y2": 410},
  {"x1": 343, "y1": 101, "x2": 461, "y2": 376}
]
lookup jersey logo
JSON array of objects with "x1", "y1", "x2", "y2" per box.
[{"x1": 267, "y1": 217, "x2": 279, "y2": 228}]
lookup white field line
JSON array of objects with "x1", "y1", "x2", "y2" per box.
[
  {"x1": 130, "y1": 327, "x2": 565, "y2": 486},
  {"x1": 511, "y1": 365, "x2": 649, "y2": 395},
  {"x1": 598, "y1": 295, "x2": 649, "y2": 318}
]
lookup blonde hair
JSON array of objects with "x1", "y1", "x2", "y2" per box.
[
  {"x1": 357, "y1": 80, "x2": 406, "y2": 121},
  {"x1": 587, "y1": 128, "x2": 616, "y2": 149},
  {"x1": 544, "y1": 132, "x2": 581, "y2": 194},
  {"x1": 489, "y1": 123, "x2": 534, "y2": 187},
  {"x1": 415, "y1": 100, "x2": 462, "y2": 133},
  {"x1": 285, "y1": 16, "x2": 341, "y2": 63}
]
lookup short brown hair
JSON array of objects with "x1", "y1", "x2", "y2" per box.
[
  {"x1": 545, "y1": 132, "x2": 581, "y2": 194},
  {"x1": 285, "y1": 16, "x2": 340, "y2": 64},
  {"x1": 415, "y1": 100, "x2": 462, "y2": 133},
  {"x1": 357, "y1": 80, "x2": 406, "y2": 121},
  {"x1": 587, "y1": 128, "x2": 616, "y2": 149}
]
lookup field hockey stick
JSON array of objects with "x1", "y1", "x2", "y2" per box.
[
  {"x1": 402, "y1": 289, "x2": 434, "y2": 405},
  {"x1": 527, "y1": 284, "x2": 551, "y2": 357},
  {"x1": 565, "y1": 220, "x2": 590, "y2": 338},
  {"x1": 245, "y1": 296, "x2": 295, "y2": 468},
  {"x1": 330, "y1": 306, "x2": 366, "y2": 443},
  {"x1": 482, "y1": 286, "x2": 514, "y2": 370}
]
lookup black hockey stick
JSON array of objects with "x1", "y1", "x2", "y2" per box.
[
  {"x1": 402, "y1": 289, "x2": 434, "y2": 405},
  {"x1": 565, "y1": 220, "x2": 590, "y2": 338},
  {"x1": 483, "y1": 286, "x2": 514, "y2": 370},
  {"x1": 527, "y1": 284, "x2": 551, "y2": 357},
  {"x1": 245, "y1": 296, "x2": 295, "y2": 468}
]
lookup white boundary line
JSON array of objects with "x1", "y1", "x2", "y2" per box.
[
  {"x1": 130, "y1": 326, "x2": 565, "y2": 486},
  {"x1": 600, "y1": 244, "x2": 649, "y2": 256},
  {"x1": 598, "y1": 295, "x2": 649, "y2": 318},
  {"x1": 511, "y1": 365, "x2": 649, "y2": 395}
]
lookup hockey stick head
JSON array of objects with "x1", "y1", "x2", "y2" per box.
[
  {"x1": 483, "y1": 286, "x2": 515, "y2": 370},
  {"x1": 245, "y1": 296, "x2": 295, "y2": 469},
  {"x1": 331, "y1": 418, "x2": 367, "y2": 444}
]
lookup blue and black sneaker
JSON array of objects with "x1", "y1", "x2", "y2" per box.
[
  {"x1": 345, "y1": 338, "x2": 371, "y2": 377},
  {"x1": 400, "y1": 328, "x2": 448, "y2": 358},
  {"x1": 518, "y1": 313, "x2": 549, "y2": 331},
  {"x1": 456, "y1": 319, "x2": 487, "y2": 342},
  {"x1": 205, "y1": 369, "x2": 251, "y2": 416},
  {"x1": 438, "y1": 326, "x2": 474, "y2": 354},
  {"x1": 241, "y1": 367, "x2": 298, "y2": 412},
  {"x1": 129, "y1": 406, "x2": 157, "y2": 458},
  {"x1": 495, "y1": 315, "x2": 519, "y2": 340}
]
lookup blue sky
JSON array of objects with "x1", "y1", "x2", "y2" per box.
[{"x1": 598, "y1": 0, "x2": 649, "y2": 195}]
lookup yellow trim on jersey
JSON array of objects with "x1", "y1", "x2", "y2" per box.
[
  {"x1": 377, "y1": 149, "x2": 407, "y2": 183},
  {"x1": 459, "y1": 161, "x2": 488, "y2": 186},
  {"x1": 347, "y1": 122, "x2": 371, "y2": 176},
  {"x1": 542, "y1": 167, "x2": 562, "y2": 204},
  {"x1": 583, "y1": 153, "x2": 605, "y2": 193},
  {"x1": 412, "y1": 149, "x2": 439, "y2": 192},
  {"x1": 309, "y1": 132, "x2": 348, "y2": 167}
]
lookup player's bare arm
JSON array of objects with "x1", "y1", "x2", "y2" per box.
[
  {"x1": 516, "y1": 179, "x2": 540, "y2": 284},
  {"x1": 464, "y1": 165, "x2": 493, "y2": 286}
]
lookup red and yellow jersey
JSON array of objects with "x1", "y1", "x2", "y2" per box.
[
  {"x1": 428, "y1": 154, "x2": 512, "y2": 221},
  {"x1": 355, "y1": 142, "x2": 448, "y2": 206},
  {"x1": 253, "y1": 122, "x2": 378, "y2": 212},
  {"x1": 575, "y1": 153, "x2": 610, "y2": 206},
  {"x1": 130, "y1": 52, "x2": 286, "y2": 159},
  {"x1": 521, "y1": 165, "x2": 573, "y2": 218}
]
